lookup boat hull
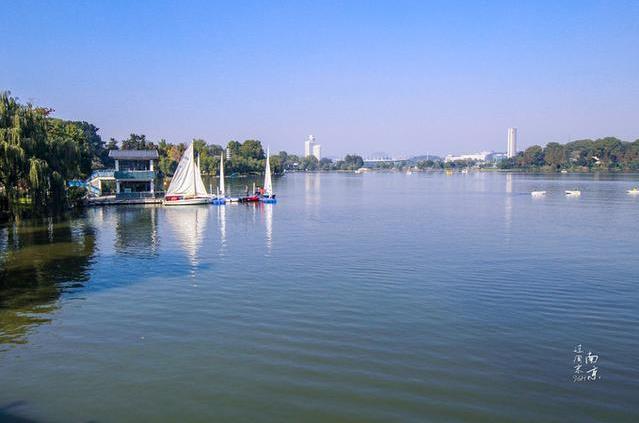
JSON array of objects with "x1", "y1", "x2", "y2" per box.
[
  {"x1": 239, "y1": 195, "x2": 259, "y2": 203},
  {"x1": 164, "y1": 197, "x2": 211, "y2": 206},
  {"x1": 260, "y1": 196, "x2": 277, "y2": 204}
]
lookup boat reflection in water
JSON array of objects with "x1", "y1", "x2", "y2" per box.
[
  {"x1": 262, "y1": 203, "x2": 273, "y2": 255},
  {"x1": 164, "y1": 205, "x2": 209, "y2": 271},
  {"x1": 217, "y1": 204, "x2": 226, "y2": 256}
]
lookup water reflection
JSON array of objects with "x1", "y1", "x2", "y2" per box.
[
  {"x1": 217, "y1": 205, "x2": 227, "y2": 255},
  {"x1": 0, "y1": 217, "x2": 95, "y2": 348},
  {"x1": 114, "y1": 206, "x2": 159, "y2": 258},
  {"x1": 165, "y1": 206, "x2": 209, "y2": 268},
  {"x1": 262, "y1": 203, "x2": 273, "y2": 254},
  {"x1": 304, "y1": 173, "x2": 321, "y2": 219},
  {"x1": 505, "y1": 173, "x2": 513, "y2": 233}
]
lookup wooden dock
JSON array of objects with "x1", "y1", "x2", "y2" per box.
[{"x1": 86, "y1": 196, "x2": 163, "y2": 206}]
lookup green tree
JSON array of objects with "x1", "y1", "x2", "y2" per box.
[
  {"x1": 523, "y1": 145, "x2": 544, "y2": 166},
  {"x1": 543, "y1": 142, "x2": 565, "y2": 169},
  {"x1": 239, "y1": 140, "x2": 265, "y2": 160},
  {"x1": 121, "y1": 133, "x2": 156, "y2": 150},
  {"x1": 319, "y1": 157, "x2": 334, "y2": 170},
  {"x1": 0, "y1": 91, "x2": 89, "y2": 218}
]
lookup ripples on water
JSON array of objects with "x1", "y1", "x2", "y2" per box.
[{"x1": 1, "y1": 172, "x2": 639, "y2": 422}]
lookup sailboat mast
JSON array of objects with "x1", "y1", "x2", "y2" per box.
[
  {"x1": 220, "y1": 152, "x2": 225, "y2": 197},
  {"x1": 192, "y1": 143, "x2": 197, "y2": 196}
]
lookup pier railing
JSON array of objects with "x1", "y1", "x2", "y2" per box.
[{"x1": 113, "y1": 170, "x2": 156, "y2": 180}]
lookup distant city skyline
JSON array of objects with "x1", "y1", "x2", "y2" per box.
[{"x1": 2, "y1": 1, "x2": 638, "y2": 156}]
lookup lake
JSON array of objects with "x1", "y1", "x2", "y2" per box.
[{"x1": 1, "y1": 172, "x2": 639, "y2": 422}]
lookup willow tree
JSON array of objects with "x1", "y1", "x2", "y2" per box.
[{"x1": 0, "y1": 91, "x2": 90, "y2": 218}]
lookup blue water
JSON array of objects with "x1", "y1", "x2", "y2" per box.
[{"x1": 1, "y1": 172, "x2": 638, "y2": 422}]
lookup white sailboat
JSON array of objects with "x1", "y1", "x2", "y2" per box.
[
  {"x1": 212, "y1": 152, "x2": 227, "y2": 205},
  {"x1": 260, "y1": 147, "x2": 276, "y2": 203},
  {"x1": 164, "y1": 142, "x2": 211, "y2": 206}
]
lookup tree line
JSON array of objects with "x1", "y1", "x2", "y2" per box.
[
  {"x1": 499, "y1": 138, "x2": 639, "y2": 171},
  {"x1": 108, "y1": 134, "x2": 363, "y2": 175}
]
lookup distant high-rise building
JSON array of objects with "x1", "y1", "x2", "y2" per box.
[
  {"x1": 226, "y1": 148, "x2": 231, "y2": 160},
  {"x1": 304, "y1": 135, "x2": 321, "y2": 160},
  {"x1": 312, "y1": 144, "x2": 321, "y2": 161},
  {"x1": 507, "y1": 128, "x2": 518, "y2": 158}
]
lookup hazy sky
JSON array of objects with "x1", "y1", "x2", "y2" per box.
[{"x1": 2, "y1": 0, "x2": 638, "y2": 157}]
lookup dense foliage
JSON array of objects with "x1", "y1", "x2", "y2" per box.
[
  {"x1": 0, "y1": 92, "x2": 96, "y2": 218},
  {"x1": 276, "y1": 153, "x2": 364, "y2": 172},
  {"x1": 499, "y1": 138, "x2": 639, "y2": 171}
]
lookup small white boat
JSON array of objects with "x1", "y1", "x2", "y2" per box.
[
  {"x1": 560, "y1": 170, "x2": 568, "y2": 174},
  {"x1": 627, "y1": 187, "x2": 639, "y2": 195},
  {"x1": 531, "y1": 191, "x2": 546, "y2": 197},
  {"x1": 565, "y1": 190, "x2": 581, "y2": 196},
  {"x1": 164, "y1": 142, "x2": 211, "y2": 206},
  {"x1": 406, "y1": 169, "x2": 413, "y2": 175}
]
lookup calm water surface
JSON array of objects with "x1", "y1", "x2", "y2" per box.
[{"x1": 1, "y1": 172, "x2": 639, "y2": 422}]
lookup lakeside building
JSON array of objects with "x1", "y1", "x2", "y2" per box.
[
  {"x1": 304, "y1": 135, "x2": 321, "y2": 160},
  {"x1": 507, "y1": 128, "x2": 518, "y2": 158},
  {"x1": 444, "y1": 151, "x2": 494, "y2": 162},
  {"x1": 443, "y1": 151, "x2": 508, "y2": 164},
  {"x1": 108, "y1": 149, "x2": 159, "y2": 198}
]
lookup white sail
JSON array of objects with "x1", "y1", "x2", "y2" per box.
[
  {"x1": 264, "y1": 147, "x2": 273, "y2": 196},
  {"x1": 166, "y1": 142, "x2": 208, "y2": 197},
  {"x1": 219, "y1": 152, "x2": 225, "y2": 197}
]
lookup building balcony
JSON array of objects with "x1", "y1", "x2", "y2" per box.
[{"x1": 114, "y1": 170, "x2": 157, "y2": 180}]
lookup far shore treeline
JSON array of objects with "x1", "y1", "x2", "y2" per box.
[
  {"x1": 2, "y1": 91, "x2": 639, "y2": 220},
  {"x1": 418, "y1": 138, "x2": 639, "y2": 171}
]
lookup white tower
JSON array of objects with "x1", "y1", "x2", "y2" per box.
[
  {"x1": 312, "y1": 144, "x2": 321, "y2": 161},
  {"x1": 305, "y1": 135, "x2": 316, "y2": 157},
  {"x1": 507, "y1": 128, "x2": 518, "y2": 158}
]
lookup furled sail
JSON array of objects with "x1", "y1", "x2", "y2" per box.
[
  {"x1": 166, "y1": 142, "x2": 209, "y2": 197},
  {"x1": 263, "y1": 147, "x2": 273, "y2": 196}
]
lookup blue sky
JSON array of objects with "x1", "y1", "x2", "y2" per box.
[{"x1": 1, "y1": 0, "x2": 638, "y2": 157}]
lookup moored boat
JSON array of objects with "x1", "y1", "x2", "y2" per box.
[
  {"x1": 239, "y1": 195, "x2": 260, "y2": 203},
  {"x1": 260, "y1": 147, "x2": 277, "y2": 203},
  {"x1": 164, "y1": 142, "x2": 211, "y2": 206},
  {"x1": 565, "y1": 190, "x2": 581, "y2": 196},
  {"x1": 627, "y1": 187, "x2": 639, "y2": 195},
  {"x1": 531, "y1": 191, "x2": 546, "y2": 197},
  {"x1": 212, "y1": 152, "x2": 227, "y2": 205}
]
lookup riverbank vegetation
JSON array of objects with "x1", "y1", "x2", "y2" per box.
[
  {"x1": 498, "y1": 138, "x2": 639, "y2": 171},
  {"x1": 413, "y1": 138, "x2": 639, "y2": 172},
  {"x1": 0, "y1": 92, "x2": 103, "y2": 219}
]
